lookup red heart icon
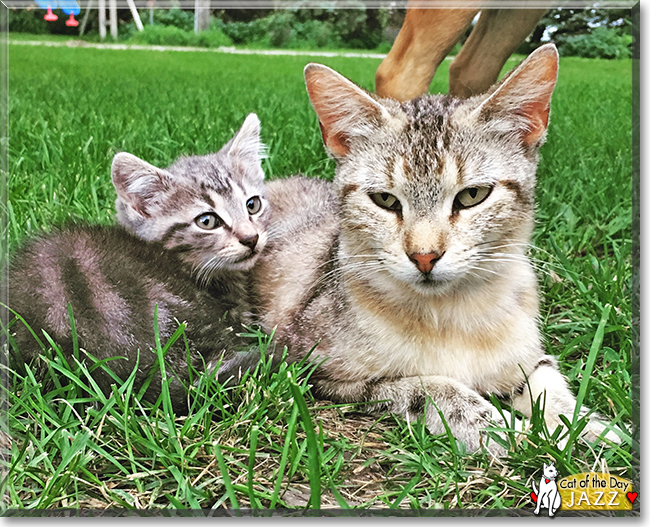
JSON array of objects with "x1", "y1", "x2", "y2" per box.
[
  {"x1": 627, "y1": 492, "x2": 638, "y2": 504},
  {"x1": 531, "y1": 491, "x2": 538, "y2": 504}
]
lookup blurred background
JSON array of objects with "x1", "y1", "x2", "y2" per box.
[{"x1": 9, "y1": 1, "x2": 633, "y2": 59}]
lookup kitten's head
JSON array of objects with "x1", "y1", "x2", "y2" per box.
[
  {"x1": 112, "y1": 113, "x2": 269, "y2": 282},
  {"x1": 305, "y1": 45, "x2": 558, "y2": 297}
]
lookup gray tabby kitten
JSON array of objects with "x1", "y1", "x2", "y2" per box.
[
  {"x1": 112, "y1": 113, "x2": 269, "y2": 312},
  {"x1": 252, "y1": 45, "x2": 618, "y2": 453},
  {"x1": 3, "y1": 115, "x2": 269, "y2": 410}
]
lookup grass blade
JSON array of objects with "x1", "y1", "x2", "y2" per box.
[
  {"x1": 214, "y1": 443, "x2": 240, "y2": 510},
  {"x1": 572, "y1": 303, "x2": 612, "y2": 424},
  {"x1": 287, "y1": 371, "x2": 321, "y2": 509},
  {"x1": 270, "y1": 404, "x2": 299, "y2": 509},
  {"x1": 390, "y1": 468, "x2": 422, "y2": 509},
  {"x1": 247, "y1": 425, "x2": 262, "y2": 509}
]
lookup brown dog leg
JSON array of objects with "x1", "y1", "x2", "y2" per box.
[
  {"x1": 449, "y1": 8, "x2": 546, "y2": 98},
  {"x1": 375, "y1": 8, "x2": 478, "y2": 101}
]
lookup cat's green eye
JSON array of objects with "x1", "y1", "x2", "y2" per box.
[
  {"x1": 195, "y1": 213, "x2": 222, "y2": 230},
  {"x1": 370, "y1": 192, "x2": 402, "y2": 213},
  {"x1": 246, "y1": 196, "x2": 262, "y2": 215},
  {"x1": 454, "y1": 186, "x2": 492, "y2": 209}
]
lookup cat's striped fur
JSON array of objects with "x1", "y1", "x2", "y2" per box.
[
  {"x1": 3, "y1": 115, "x2": 269, "y2": 409},
  {"x1": 4, "y1": 225, "x2": 248, "y2": 410},
  {"x1": 252, "y1": 45, "x2": 619, "y2": 453}
]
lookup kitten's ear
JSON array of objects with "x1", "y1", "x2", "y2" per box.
[
  {"x1": 304, "y1": 63, "x2": 405, "y2": 158},
  {"x1": 227, "y1": 113, "x2": 267, "y2": 162},
  {"x1": 111, "y1": 152, "x2": 173, "y2": 218},
  {"x1": 473, "y1": 43, "x2": 559, "y2": 147}
]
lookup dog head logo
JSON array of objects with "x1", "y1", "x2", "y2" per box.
[{"x1": 531, "y1": 462, "x2": 562, "y2": 516}]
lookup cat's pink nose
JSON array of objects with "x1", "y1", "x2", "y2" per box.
[{"x1": 409, "y1": 252, "x2": 443, "y2": 274}]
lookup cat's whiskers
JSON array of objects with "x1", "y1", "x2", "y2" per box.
[
  {"x1": 194, "y1": 251, "x2": 245, "y2": 287},
  {"x1": 475, "y1": 247, "x2": 563, "y2": 275},
  {"x1": 195, "y1": 256, "x2": 221, "y2": 287},
  {"x1": 316, "y1": 253, "x2": 384, "y2": 271},
  {"x1": 481, "y1": 253, "x2": 531, "y2": 263},
  {"x1": 474, "y1": 241, "x2": 531, "y2": 253},
  {"x1": 475, "y1": 256, "x2": 551, "y2": 277},
  {"x1": 333, "y1": 267, "x2": 386, "y2": 288},
  {"x1": 324, "y1": 259, "x2": 384, "y2": 280},
  {"x1": 313, "y1": 259, "x2": 384, "y2": 289},
  {"x1": 478, "y1": 241, "x2": 568, "y2": 271},
  {"x1": 464, "y1": 264, "x2": 503, "y2": 278}
]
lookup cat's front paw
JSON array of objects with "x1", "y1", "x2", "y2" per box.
[
  {"x1": 582, "y1": 418, "x2": 622, "y2": 445},
  {"x1": 549, "y1": 414, "x2": 622, "y2": 450},
  {"x1": 425, "y1": 387, "x2": 507, "y2": 456}
]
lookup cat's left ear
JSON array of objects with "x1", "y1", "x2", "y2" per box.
[
  {"x1": 472, "y1": 43, "x2": 559, "y2": 147},
  {"x1": 227, "y1": 113, "x2": 267, "y2": 162},
  {"x1": 111, "y1": 152, "x2": 174, "y2": 218},
  {"x1": 304, "y1": 63, "x2": 406, "y2": 158}
]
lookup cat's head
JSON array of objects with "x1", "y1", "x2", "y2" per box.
[
  {"x1": 542, "y1": 462, "x2": 558, "y2": 479},
  {"x1": 304, "y1": 44, "x2": 558, "y2": 297},
  {"x1": 112, "y1": 113, "x2": 270, "y2": 281}
]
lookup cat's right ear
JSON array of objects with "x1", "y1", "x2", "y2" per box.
[
  {"x1": 304, "y1": 63, "x2": 405, "y2": 158},
  {"x1": 111, "y1": 152, "x2": 173, "y2": 218},
  {"x1": 228, "y1": 113, "x2": 267, "y2": 163}
]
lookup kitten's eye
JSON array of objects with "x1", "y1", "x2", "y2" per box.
[
  {"x1": 454, "y1": 186, "x2": 492, "y2": 209},
  {"x1": 195, "y1": 213, "x2": 222, "y2": 230},
  {"x1": 246, "y1": 196, "x2": 262, "y2": 215},
  {"x1": 369, "y1": 192, "x2": 402, "y2": 213}
]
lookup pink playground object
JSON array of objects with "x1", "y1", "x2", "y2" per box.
[
  {"x1": 38, "y1": 0, "x2": 80, "y2": 25},
  {"x1": 44, "y1": 7, "x2": 58, "y2": 21}
]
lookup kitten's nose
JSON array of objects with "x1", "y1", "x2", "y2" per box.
[
  {"x1": 239, "y1": 233, "x2": 259, "y2": 250},
  {"x1": 409, "y1": 252, "x2": 443, "y2": 274}
]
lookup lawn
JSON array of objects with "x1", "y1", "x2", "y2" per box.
[{"x1": 2, "y1": 41, "x2": 635, "y2": 512}]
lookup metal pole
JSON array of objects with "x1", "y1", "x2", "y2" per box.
[
  {"x1": 126, "y1": 0, "x2": 144, "y2": 32},
  {"x1": 109, "y1": 0, "x2": 118, "y2": 40},
  {"x1": 98, "y1": 0, "x2": 106, "y2": 40},
  {"x1": 195, "y1": 0, "x2": 210, "y2": 34},
  {"x1": 79, "y1": 0, "x2": 93, "y2": 36}
]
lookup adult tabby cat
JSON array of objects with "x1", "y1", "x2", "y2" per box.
[
  {"x1": 3, "y1": 114, "x2": 269, "y2": 409},
  {"x1": 253, "y1": 45, "x2": 618, "y2": 452}
]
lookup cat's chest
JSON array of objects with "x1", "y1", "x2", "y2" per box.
[{"x1": 343, "y1": 288, "x2": 541, "y2": 393}]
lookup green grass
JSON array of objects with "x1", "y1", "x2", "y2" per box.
[
  {"x1": 6, "y1": 31, "x2": 391, "y2": 57},
  {"x1": 2, "y1": 43, "x2": 635, "y2": 512}
]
